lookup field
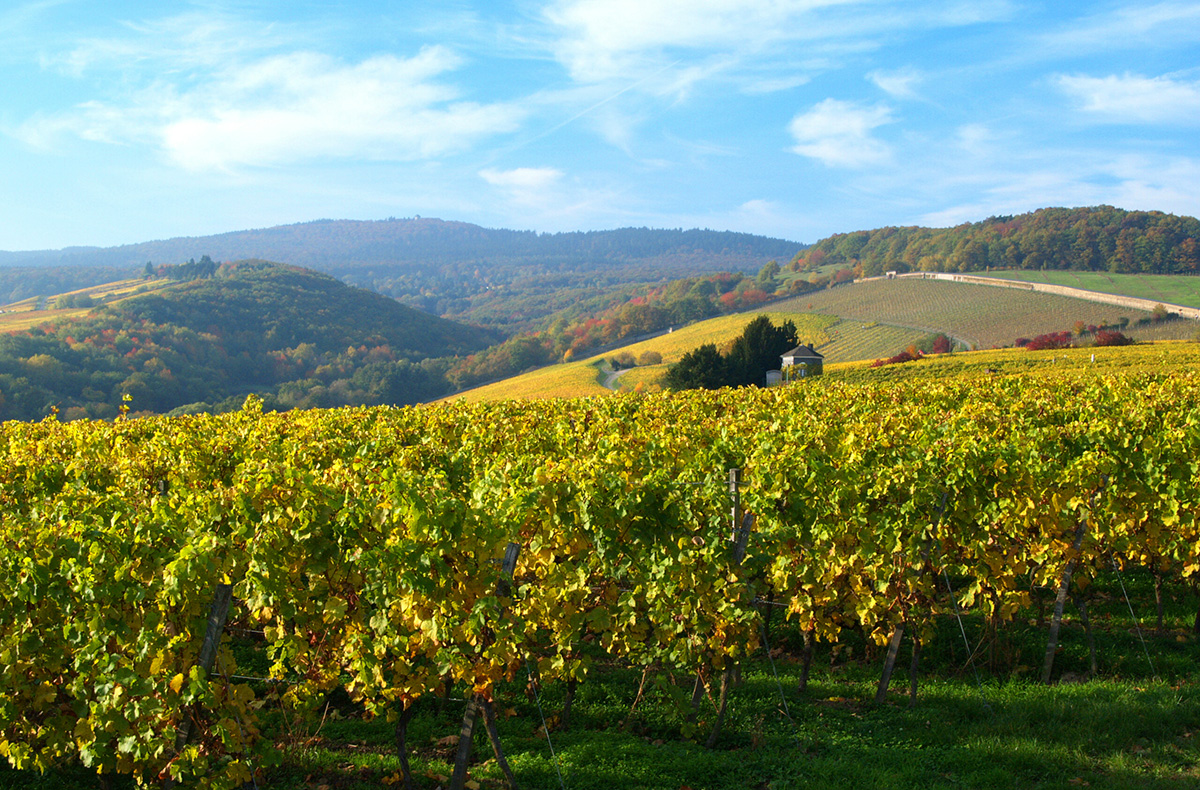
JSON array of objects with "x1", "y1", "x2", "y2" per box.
[
  {"x1": 812, "y1": 320, "x2": 929, "y2": 363},
  {"x1": 0, "y1": 278, "x2": 171, "y2": 331},
  {"x1": 988, "y1": 270, "x2": 1200, "y2": 310},
  {"x1": 773, "y1": 278, "x2": 1171, "y2": 349},
  {"x1": 3, "y1": 351, "x2": 1200, "y2": 790}
]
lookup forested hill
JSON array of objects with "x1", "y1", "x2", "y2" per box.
[
  {"x1": 110, "y1": 259, "x2": 495, "y2": 359},
  {"x1": 0, "y1": 261, "x2": 499, "y2": 421},
  {"x1": 0, "y1": 220, "x2": 804, "y2": 328},
  {"x1": 791, "y1": 206, "x2": 1200, "y2": 278},
  {"x1": 0, "y1": 219, "x2": 801, "y2": 269}
]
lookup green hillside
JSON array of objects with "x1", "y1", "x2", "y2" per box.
[
  {"x1": 0, "y1": 261, "x2": 497, "y2": 420},
  {"x1": 985, "y1": 270, "x2": 1200, "y2": 309},
  {"x1": 775, "y1": 278, "x2": 1182, "y2": 349},
  {"x1": 452, "y1": 275, "x2": 1198, "y2": 401},
  {"x1": 791, "y1": 205, "x2": 1200, "y2": 277}
]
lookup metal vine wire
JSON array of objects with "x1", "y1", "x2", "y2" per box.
[
  {"x1": 523, "y1": 655, "x2": 568, "y2": 790},
  {"x1": 758, "y1": 623, "x2": 794, "y2": 727},
  {"x1": 1111, "y1": 556, "x2": 1158, "y2": 678}
]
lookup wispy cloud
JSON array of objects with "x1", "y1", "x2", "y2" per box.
[
  {"x1": 480, "y1": 166, "x2": 563, "y2": 192},
  {"x1": 868, "y1": 67, "x2": 923, "y2": 99},
  {"x1": 20, "y1": 47, "x2": 525, "y2": 170},
  {"x1": 914, "y1": 147, "x2": 1200, "y2": 228},
  {"x1": 788, "y1": 99, "x2": 894, "y2": 168},
  {"x1": 1038, "y1": 1, "x2": 1200, "y2": 53},
  {"x1": 47, "y1": 11, "x2": 296, "y2": 75},
  {"x1": 541, "y1": 0, "x2": 889, "y2": 86},
  {"x1": 1057, "y1": 73, "x2": 1200, "y2": 124},
  {"x1": 541, "y1": 0, "x2": 1016, "y2": 87},
  {"x1": 742, "y1": 74, "x2": 811, "y2": 95}
]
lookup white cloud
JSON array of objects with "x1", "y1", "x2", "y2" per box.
[
  {"x1": 480, "y1": 166, "x2": 563, "y2": 190},
  {"x1": 479, "y1": 166, "x2": 565, "y2": 207},
  {"x1": 48, "y1": 11, "x2": 293, "y2": 76},
  {"x1": 916, "y1": 151, "x2": 1200, "y2": 230},
  {"x1": 788, "y1": 99, "x2": 893, "y2": 168},
  {"x1": 1057, "y1": 73, "x2": 1200, "y2": 124},
  {"x1": 1040, "y1": 2, "x2": 1200, "y2": 53},
  {"x1": 541, "y1": 0, "x2": 1017, "y2": 87},
  {"x1": 743, "y1": 74, "x2": 811, "y2": 95},
  {"x1": 20, "y1": 47, "x2": 525, "y2": 170},
  {"x1": 542, "y1": 0, "x2": 856, "y2": 83},
  {"x1": 868, "y1": 67, "x2": 922, "y2": 99}
]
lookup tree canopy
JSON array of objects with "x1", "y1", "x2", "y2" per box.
[
  {"x1": 790, "y1": 206, "x2": 1200, "y2": 277},
  {"x1": 665, "y1": 315, "x2": 798, "y2": 390}
]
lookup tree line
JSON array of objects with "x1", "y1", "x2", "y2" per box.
[{"x1": 790, "y1": 206, "x2": 1200, "y2": 278}]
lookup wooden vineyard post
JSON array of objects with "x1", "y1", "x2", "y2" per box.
[
  {"x1": 1042, "y1": 514, "x2": 1089, "y2": 685},
  {"x1": 706, "y1": 468, "x2": 754, "y2": 748},
  {"x1": 393, "y1": 703, "x2": 417, "y2": 790},
  {"x1": 874, "y1": 624, "x2": 906, "y2": 704},
  {"x1": 166, "y1": 583, "x2": 233, "y2": 788},
  {"x1": 449, "y1": 543, "x2": 521, "y2": 790}
]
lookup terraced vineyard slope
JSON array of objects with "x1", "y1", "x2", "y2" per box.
[{"x1": 774, "y1": 278, "x2": 1188, "y2": 349}]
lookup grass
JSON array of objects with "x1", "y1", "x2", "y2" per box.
[
  {"x1": 987, "y1": 270, "x2": 1200, "y2": 310},
  {"x1": 6, "y1": 569, "x2": 1196, "y2": 790},
  {"x1": 452, "y1": 358, "x2": 612, "y2": 402}
]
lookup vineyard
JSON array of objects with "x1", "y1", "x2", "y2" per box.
[
  {"x1": 774, "y1": 279, "x2": 1172, "y2": 349},
  {"x1": 2, "y1": 368, "x2": 1200, "y2": 789}
]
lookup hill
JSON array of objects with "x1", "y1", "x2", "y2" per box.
[
  {"x1": 0, "y1": 261, "x2": 497, "y2": 420},
  {"x1": 791, "y1": 206, "x2": 1200, "y2": 278},
  {"x1": 0, "y1": 218, "x2": 804, "y2": 331},
  {"x1": 984, "y1": 269, "x2": 1200, "y2": 309},
  {"x1": 451, "y1": 275, "x2": 1193, "y2": 401}
]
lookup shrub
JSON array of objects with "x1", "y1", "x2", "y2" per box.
[
  {"x1": 1025, "y1": 331, "x2": 1073, "y2": 351},
  {"x1": 637, "y1": 350, "x2": 663, "y2": 366},
  {"x1": 871, "y1": 349, "x2": 921, "y2": 367},
  {"x1": 1094, "y1": 330, "x2": 1132, "y2": 347}
]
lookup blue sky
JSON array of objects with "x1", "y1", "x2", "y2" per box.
[{"x1": 2, "y1": 1, "x2": 1199, "y2": 250}]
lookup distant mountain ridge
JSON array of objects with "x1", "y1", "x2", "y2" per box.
[
  {"x1": 0, "y1": 218, "x2": 805, "y2": 330},
  {"x1": 0, "y1": 217, "x2": 801, "y2": 270}
]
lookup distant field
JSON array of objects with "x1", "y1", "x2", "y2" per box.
[
  {"x1": 774, "y1": 278, "x2": 1164, "y2": 348},
  {"x1": 614, "y1": 364, "x2": 667, "y2": 393},
  {"x1": 817, "y1": 320, "x2": 929, "y2": 362},
  {"x1": 987, "y1": 270, "x2": 1200, "y2": 309},
  {"x1": 0, "y1": 307, "x2": 92, "y2": 331},
  {"x1": 0, "y1": 277, "x2": 170, "y2": 331}
]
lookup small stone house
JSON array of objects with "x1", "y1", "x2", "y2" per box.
[{"x1": 780, "y1": 344, "x2": 824, "y2": 378}]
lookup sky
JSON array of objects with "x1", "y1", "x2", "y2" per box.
[{"x1": 1, "y1": 1, "x2": 1199, "y2": 251}]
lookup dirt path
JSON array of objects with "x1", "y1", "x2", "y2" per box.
[{"x1": 601, "y1": 368, "x2": 631, "y2": 390}]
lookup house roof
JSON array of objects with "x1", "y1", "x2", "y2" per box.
[{"x1": 782, "y1": 344, "x2": 824, "y2": 360}]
